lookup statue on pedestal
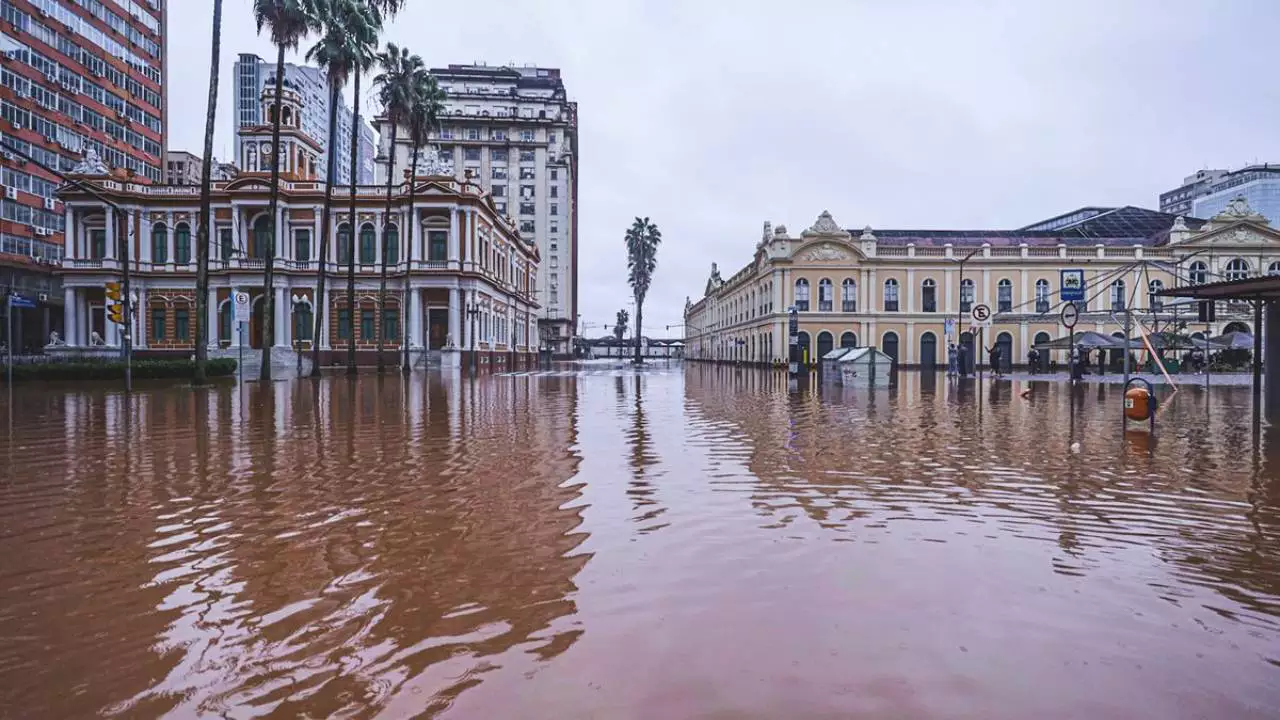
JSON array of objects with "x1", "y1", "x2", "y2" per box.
[
  {"x1": 44, "y1": 331, "x2": 67, "y2": 348},
  {"x1": 89, "y1": 331, "x2": 105, "y2": 346}
]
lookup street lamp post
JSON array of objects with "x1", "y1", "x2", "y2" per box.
[{"x1": 466, "y1": 301, "x2": 480, "y2": 375}]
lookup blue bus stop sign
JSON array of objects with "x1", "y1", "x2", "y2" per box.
[
  {"x1": 8, "y1": 294, "x2": 37, "y2": 309},
  {"x1": 1060, "y1": 269, "x2": 1085, "y2": 303}
]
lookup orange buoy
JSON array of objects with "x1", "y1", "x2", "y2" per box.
[{"x1": 1124, "y1": 386, "x2": 1153, "y2": 422}]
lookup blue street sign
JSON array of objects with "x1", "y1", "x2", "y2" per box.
[
  {"x1": 8, "y1": 294, "x2": 37, "y2": 309},
  {"x1": 1060, "y1": 269, "x2": 1085, "y2": 303}
]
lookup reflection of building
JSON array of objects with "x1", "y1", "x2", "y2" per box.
[
  {"x1": 233, "y1": 53, "x2": 376, "y2": 185},
  {"x1": 1160, "y1": 165, "x2": 1280, "y2": 221},
  {"x1": 685, "y1": 203, "x2": 1280, "y2": 368},
  {"x1": 375, "y1": 64, "x2": 578, "y2": 355},
  {"x1": 56, "y1": 84, "x2": 540, "y2": 369}
]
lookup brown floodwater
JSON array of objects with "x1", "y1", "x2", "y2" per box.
[{"x1": 1, "y1": 364, "x2": 1279, "y2": 719}]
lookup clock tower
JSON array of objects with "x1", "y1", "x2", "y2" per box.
[{"x1": 238, "y1": 77, "x2": 323, "y2": 181}]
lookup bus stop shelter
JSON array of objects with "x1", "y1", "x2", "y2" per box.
[{"x1": 1157, "y1": 276, "x2": 1280, "y2": 421}]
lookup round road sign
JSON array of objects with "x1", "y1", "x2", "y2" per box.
[
  {"x1": 971, "y1": 304, "x2": 991, "y2": 323},
  {"x1": 1060, "y1": 302, "x2": 1079, "y2": 329}
]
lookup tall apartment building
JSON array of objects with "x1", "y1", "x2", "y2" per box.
[
  {"x1": 0, "y1": 0, "x2": 166, "y2": 352},
  {"x1": 1160, "y1": 164, "x2": 1280, "y2": 222},
  {"x1": 233, "y1": 53, "x2": 375, "y2": 185},
  {"x1": 374, "y1": 63, "x2": 578, "y2": 354}
]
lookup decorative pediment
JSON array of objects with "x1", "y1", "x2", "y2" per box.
[
  {"x1": 1179, "y1": 220, "x2": 1280, "y2": 249},
  {"x1": 794, "y1": 241, "x2": 859, "y2": 263},
  {"x1": 800, "y1": 210, "x2": 851, "y2": 240},
  {"x1": 224, "y1": 176, "x2": 271, "y2": 192}
]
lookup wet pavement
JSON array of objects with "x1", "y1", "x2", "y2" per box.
[{"x1": 1, "y1": 364, "x2": 1278, "y2": 718}]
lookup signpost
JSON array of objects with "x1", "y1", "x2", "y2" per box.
[
  {"x1": 5, "y1": 293, "x2": 37, "y2": 385},
  {"x1": 1061, "y1": 301, "x2": 1078, "y2": 380},
  {"x1": 234, "y1": 291, "x2": 250, "y2": 379},
  {"x1": 1060, "y1": 269, "x2": 1085, "y2": 303},
  {"x1": 970, "y1": 304, "x2": 992, "y2": 377}
]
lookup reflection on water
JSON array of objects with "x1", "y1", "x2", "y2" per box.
[{"x1": 1, "y1": 366, "x2": 1279, "y2": 718}]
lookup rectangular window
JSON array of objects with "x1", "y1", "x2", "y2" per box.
[
  {"x1": 550, "y1": 186, "x2": 558, "y2": 198},
  {"x1": 465, "y1": 128, "x2": 479, "y2": 141},
  {"x1": 152, "y1": 228, "x2": 167, "y2": 263},
  {"x1": 519, "y1": 150, "x2": 535, "y2": 163},
  {"x1": 492, "y1": 166, "x2": 507, "y2": 179},
  {"x1": 383, "y1": 309, "x2": 399, "y2": 340},
  {"x1": 464, "y1": 147, "x2": 481, "y2": 162},
  {"x1": 519, "y1": 202, "x2": 536, "y2": 216},
  {"x1": 151, "y1": 308, "x2": 165, "y2": 341},
  {"x1": 550, "y1": 203, "x2": 558, "y2": 216},
  {"x1": 491, "y1": 184, "x2": 505, "y2": 197},
  {"x1": 338, "y1": 228, "x2": 352, "y2": 264},
  {"x1": 90, "y1": 229, "x2": 105, "y2": 259},
  {"x1": 550, "y1": 169, "x2": 558, "y2": 180},
  {"x1": 361, "y1": 309, "x2": 375, "y2": 340},
  {"x1": 175, "y1": 309, "x2": 190, "y2": 341},
  {"x1": 428, "y1": 230, "x2": 447, "y2": 261},
  {"x1": 520, "y1": 185, "x2": 535, "y2": 198},
  {"x1": 175, "y1": 226, "x2": 191, "y2": 264},
  {"x1": 520, "y1": 130, "x2": 535, "y2": 142},
  {"x1": 493, "y1": 131, "x2": 507, "y2": 142},
  {"x1": 520, "y1": 220, "x2": 535, "y2": 234},
  {"x1": 337, "y1": 308, "x2": 351, "y2": 340},
  {"x1": 295, "y1": 229, "x2": 310, "y2": 261}
]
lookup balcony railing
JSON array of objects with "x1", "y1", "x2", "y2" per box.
[
  {"x1": 884, "y1": 300, "x2": 899, "y2": 312},
  {"x1": 1036, "y1": 300, "x2": 1050, "y2": 314},
  {"x1": 818, "y1": 300, "x2": 832, "y2": 312},
  {"x1": 842, "y1": 301, "x2": 856, "y2": 312},
  {"x1": 795, "y1": 300, "x2": 809, "y2": 311}
]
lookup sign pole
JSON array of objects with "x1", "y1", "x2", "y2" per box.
[{"x1": 5, "y1": 294, "x2": 11, "y2": 386}]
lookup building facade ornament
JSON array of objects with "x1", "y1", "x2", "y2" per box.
[
  {"x1": 798, "y1": 243, "x2": 853, "y2": 262},
  {"x1": 71, "y1": 148, "x2": 109, "y2": 176},
  {"x1": 419, "y1": 145, "x2": 455, "y2": 176},
  {"x1": 802, "y1": 210, "x2": 848, "y2": 238}
]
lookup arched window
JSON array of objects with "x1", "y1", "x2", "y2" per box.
[
  {"x1": 1110, "y1": 279, "x2": 1126, "y2": 310},
  {"x1": 818, "y1": 278, "x2": 833, "y2": 311},
  {"x1": 337, "y1": 223, "x2": 352, "y2": 264},
  {"x1": 174, "y1": 222, "x2": 191, "y2": 264},
  {"x1": 817, "y1": 331, "x2": 834, "y2": 359},
  {"x1": 359, "y1": 223, "x2": 376, "y2": 264},
  {"x1": 1269, "y1": 262, "x2": 1280, "y2": 277},
  {"x1": 960, "y1": 278, "x2": 975, "y2": 312},
  {"x1": 997, "y1": 278, "x2": 1012, "y2": 312},
  {"x1": 1225, "y1": 258, "x2": 1250, "y2": 281},
  {"x1": 1035, "y1": 279, "x2": 1050, "y2": 312},
  {"x1": 151, "y1": 222, "x2": 168, "y2": 264},
  {"x1": 252, "y1": 215, "x2": 271, "y2": 259},
  {"x1": 794, "y1": 278, "x2": 810, "y2": 311},
  {"x1": 841, "y1": 278, "x2": 856, "y2": 312},
  {"x1": 1188, "y1": 261, "x2": 1207, "y2": 285},
  {"x1": 921, "y1": 278, "x2": 937, "y2": 312},
  {"x1": 384, "y1": 223, "x2": 399, "y2": 265},
  {"x1": 883, "y1": 278, "x2": 900, "y2": 312},
  {"x1": 840, "y1": 331, "x2": 857, "y2": 348},
  {"x1": 1148, "y1": 279, "x2": 1165, "y2": 311}
]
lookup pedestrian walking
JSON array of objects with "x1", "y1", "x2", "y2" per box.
[
  {"x1": 988, "y1": 344, "x2": 1001, "y2": 377},
  {"x1": 947, "y1": 343, "x2": 958, "y2": 377}
]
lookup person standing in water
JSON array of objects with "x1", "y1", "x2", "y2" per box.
[{"x1": 947, "y1": 343, "x2": 958, "y2": 377}]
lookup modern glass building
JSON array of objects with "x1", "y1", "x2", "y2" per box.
[{"x1": 1191, "y1": 166, "x2": 1280, "y2": 225}]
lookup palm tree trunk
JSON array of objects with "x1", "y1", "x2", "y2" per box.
[
  {"x1": 402, "y1": 140, "x2": 420, "y2": 375},
  {"x1": 310, "y1": 80, "x2": 341, "y2": 377},
  {"x1": 345, "y1": 72, "x2": 361, "y2": 375},
  {"x1": 634, "y1": 300, "x2": 643, "y2": 364},
  {"x1": 376, "y1": 122, "x2": 398, "y2": 373},
  {"x1": 194, "y1": 0, "x2": 222, "y2": 385},
  {"x1": 261, "y1": 43, "x2": 286, "y2": 382}
]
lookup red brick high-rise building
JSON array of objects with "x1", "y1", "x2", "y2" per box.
[{"x1": 0, "y1": 0, "x2": 165, "y2": 351}]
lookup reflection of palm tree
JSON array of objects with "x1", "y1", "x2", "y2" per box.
[{"x1": 627, "y1": 374, "x2": 667, "y2": 531}]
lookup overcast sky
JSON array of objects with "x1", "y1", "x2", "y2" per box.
[{"x1": 167, "y1": 0, "x2": 1279, "y2": 334}]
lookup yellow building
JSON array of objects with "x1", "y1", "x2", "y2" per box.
[{"x1": 685, "y1": 202, "x2": 1279, "y2": 368}]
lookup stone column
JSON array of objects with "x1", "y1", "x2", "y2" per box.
[
  {"x1": 449, "y1": 287, "x2": 460, "y2": 348},
  {"x1": 906, "y1": 268, "x2": 916, "y2": 313},
  {"x1": 408, "y1": 288, "x2": 422, "y2": 348},
  {"x1": 104, "y1": 206, "x2": 115, "y2": 260},
  {"x1": 63, "y1": 287, "x2": 77, "y2": 345},
  {"x1": 462, "y1": 289, "x2": 474, "y2": 350},
  {"x1": 64, "y1": 207, "x2": 76, "y2": 260},
  {"x1": 944, "y1": 267, "x2": 954, "y2": 315},
  {"x1": 275, "y1": 286, "x2": 288, "y2": 348},
  {"x1": 207, "y1": 287, "x2": 219, "y2": 348},
  {"x1": 230, "y1": 203, "x2": 241, "y2": 258},
  {"x1": 448, "y1": 204, "x2": 460, "y2": 265}
]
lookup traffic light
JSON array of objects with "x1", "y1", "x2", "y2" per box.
[{"x1": 105, "y1": 282, "x2": 123, "y2": 325}]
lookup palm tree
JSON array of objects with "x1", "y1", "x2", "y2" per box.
[
  {"x1": 373, "y1": 43, "x2": 423, "y2": 373},
  {"x1": 194, "y1": 0, "x2": 223, "y2": 385},
  {"x1": 401, "y1": 71, "x2": 445, "y2": 375},
  {"x1": 625, "y1": 218, "x2": 662, "y2": 364},
  {"x1": 614, "y1": 308, "x2": 629, "y2": 357},
  {"x1": 305, "y1": 0, "x2": 378, "y2": 377},
  {"x1": 252, "y1": 0, "x2": 320, "y2": 381}
]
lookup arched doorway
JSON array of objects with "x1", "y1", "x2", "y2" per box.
[
  {"x1": 1223, "y1": 321, "x2": 1251, "y2": 335},
  {"x1": 960, "y1": 331, "x2": 975, "y2": 374},
  {"x1": 817, "y1": 331, "x2": 834, "y2": 360},
  {"x1": 920, "y1": 331, "x2": 937, "y2": 370},
  {"x1": 881, "y1": 331, "x2": 899, "y2": 368},
  {"x1": 840, "y1": 331, "x2": 857, "y2": 348},
  {"x1": 1033, "y1": 331, "x2": 1052, "y2": 372},
  {"x1": 1110, "y1": 331, "x2": 1126, "y2": 371},
  {"x1": 249, "y1": 294, "x2": 265, "y2": 349},
  {"x1": 798, "y1": 331, "x2": 811, "y2": 364},
  {"x1": 996, "y1": 332, "x2": 1013, "y2": 373}
]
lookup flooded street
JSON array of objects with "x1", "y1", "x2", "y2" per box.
[{"x1": 2, "y1": 364, "x2": 1279, "y2": 718}]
